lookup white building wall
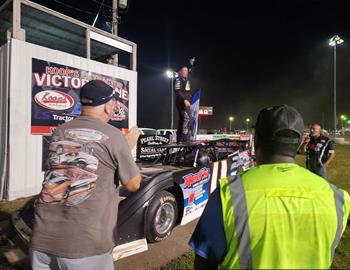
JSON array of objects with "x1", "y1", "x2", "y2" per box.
[
  {"x1": 7, "y1": 38, "x2": 137, "y2": 200},
  {"x1": 0, "y1": 42, "x2": 10, "y2": 199}
]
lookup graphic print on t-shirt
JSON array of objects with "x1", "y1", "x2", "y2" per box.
[{"x1": 39, "y1": 128, "x2": 109, "y2": 206}]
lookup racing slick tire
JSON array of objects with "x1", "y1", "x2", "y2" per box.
[{"x1": 145, "y1": 190, "x2": 178, "y2": 243}]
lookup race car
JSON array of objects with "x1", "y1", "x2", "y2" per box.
[{"x1": 1, "y1": 138, "x2": 254, "y2": 265}]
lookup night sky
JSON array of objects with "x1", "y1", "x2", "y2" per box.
[{"x1": 30, "y1": 0, "x2": 350, "y2": 130}]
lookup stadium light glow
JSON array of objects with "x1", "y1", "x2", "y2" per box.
[{"x1": 329, "y1": 35, "x2": 344, "y2": 46}]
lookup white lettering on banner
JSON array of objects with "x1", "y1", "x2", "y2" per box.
[
  {"x1": 33, "y1": 73, "x2": 89, "y2": 90},
  {"x1": 140, "y1": 147, "x2": 166, "y2": 154},
  {"x1": 155, "y1": 136, "x2": 170, "y2": 143},
  {"x1": 35, "y1": 64, "x2": 129, "y2": 102},
  {"x1": 52, "y1": 75, "x2": 61, "y2": 87},
  {"x1": 140, "y1": 136, "x2": 170, "y2": 144},
  {"x1": 52, "y1": 114, "x2": 74, "y2": 122},
  {"x1": 115, "y1": 87, "x2": 129, "y2": 101},
  {"x1": 71, "y1": 77, "x2": 81, "y2": 88},
  {"x1": 33, "y1": 73, "x2": 46, "y2": 87},
  {"x1": 140, "y1": 137, "x2": 154, "y2": 144}
]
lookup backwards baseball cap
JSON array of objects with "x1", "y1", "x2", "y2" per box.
[
  {"x1": 254, "y1": 105, "x2": 305, "y2": 144},
  {"x1": 80, "y1": 80, "x2": 116, "y2": 106}
]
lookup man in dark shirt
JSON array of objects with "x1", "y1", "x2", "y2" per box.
[
  {"x1": 302, "y1": 124, "x2": 335, "y2": 178},
  {"x1": 174, "y1": 61, "x2": 194, "y2": 143}
]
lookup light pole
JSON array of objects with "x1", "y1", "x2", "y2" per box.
[
  {"x1": 245, "y1": 118, "x2": 251, "y2": 134},
  {"x1": 166, "y1": 70, "x2": 178, "y2": 129},
  {"x1": 229, "y1": 116, "x2": 234, "y2": 131},
  {"x1": 340, "y1": 115, "x2": 347, "y2": 134},
  {"x1": 329, "y1": 35, "x2": 344, "y2": 136}
]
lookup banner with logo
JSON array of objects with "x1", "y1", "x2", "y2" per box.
[
  {"x1": 31, "y1": 58, "x2": 129, "y2": 135},
  {"x1": 136, "y1": 135, "x2": 170, "y2": 160}
]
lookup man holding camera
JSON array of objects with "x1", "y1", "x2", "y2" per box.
[{"x1": 302, "y1": 124, "x2": 335, "y2": 178}]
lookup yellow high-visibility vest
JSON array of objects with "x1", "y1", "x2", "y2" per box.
[{"x1": 219, "y1": 163, "x2": 350, "y2": 269}]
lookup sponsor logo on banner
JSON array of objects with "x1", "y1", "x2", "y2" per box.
[
  {"x1": 32, "y1": 58, "x2": 130, "y2": 135},
  {"x1": 35, "y1": 90, "x2": 74, "y2": 111},
  {"x1": 111, "y1": 100, "x2": 129, "y2": 121},
  {"x1": 137, "y1": 135, "x2": 170, "y2": 160}
]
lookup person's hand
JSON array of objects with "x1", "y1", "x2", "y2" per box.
[
  {"x1": 125, "y1": 126, "x2": 140, "y2": 150},
  {"x1": 301, "y1": 133, "x2": 309, "y2": 144},
  {"x1": 189, "y1": 57, "x2": 196, "y2": 65},
  {"x1": 184, "y1": 100, "x2": 191, "y2": 107}
]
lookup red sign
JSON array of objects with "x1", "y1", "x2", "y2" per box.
[
  {"x1": 34, "y1": 90, "x2": 75, "y2": 111},
  {"x1": 184, "y1": 168, "x2": 210, "y2": 188}
]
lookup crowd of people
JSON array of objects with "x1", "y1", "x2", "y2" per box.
[{"x1": 29, "y1": 77, "x2": 349, "y2": 269}]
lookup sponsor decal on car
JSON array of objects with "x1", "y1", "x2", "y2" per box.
[
  {"x1": 34, "y1": 90, "x2": 74, "y2": 111},
  {"x1": 183, "y1": 167, "x2": 210, "y2": 188}
]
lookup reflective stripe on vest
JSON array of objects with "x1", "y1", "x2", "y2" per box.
[
  {"x1": 228, "y1": 175, "x2": 252, "y2": 269},
  {"x1": 328, "y1": 182, "x2": 345, "y2": 259},
  {"x1": 219, "y1": 167, "x2": 348, "y2": 269}
]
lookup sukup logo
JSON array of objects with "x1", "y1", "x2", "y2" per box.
[
  {"x1": 184, "y1": 168, "x2": 210, "y2": 188},
  {"x1": 34, "y1": 90, "x2": 74, "y2": 111}
]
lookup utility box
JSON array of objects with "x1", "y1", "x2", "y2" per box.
[{"x1": 0, "y1": 0, "x2": 138, "y2": 200}]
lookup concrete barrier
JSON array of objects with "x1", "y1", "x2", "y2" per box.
[{"x1": 334, "y1": 137, "x2": 350, "y2": 145}]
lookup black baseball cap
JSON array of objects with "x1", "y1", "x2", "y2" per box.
[
  {"x1": 254, "y1": 105, "x2": 305, "y2": 144},
  {"x1": 80, "y1": 80, "x2": 116, "y2": 106}
]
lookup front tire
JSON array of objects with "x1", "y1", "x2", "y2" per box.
[{"x1": 145, "y1": 191, "x2": 178, "y2": 243}]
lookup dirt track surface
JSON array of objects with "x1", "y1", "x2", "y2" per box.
[{"x1": 115, "y1": 220, "x2": 198, "y2": 269}]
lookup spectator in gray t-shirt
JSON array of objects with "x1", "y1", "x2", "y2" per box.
[{"x1": 30, "y1": 80, "x2": 141, "y2": 270}]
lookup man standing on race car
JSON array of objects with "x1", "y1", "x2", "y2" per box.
[
  {"x1": 30, "y1": 80, "x2": 141, "y2": 270},
  {"x1": 174, "y1": 57, "x2": 195, "y2": 143},
  {"x1": 301, "y1": 123, "x2": 335, "y2": 178}
]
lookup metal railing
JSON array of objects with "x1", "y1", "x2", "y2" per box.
[{"x1": 0, "y1": 0, "x2": 137, "y2": 70}]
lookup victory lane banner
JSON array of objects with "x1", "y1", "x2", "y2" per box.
[{"x1": 31, "y1": 58, "x2": 129, "y2": 135}]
